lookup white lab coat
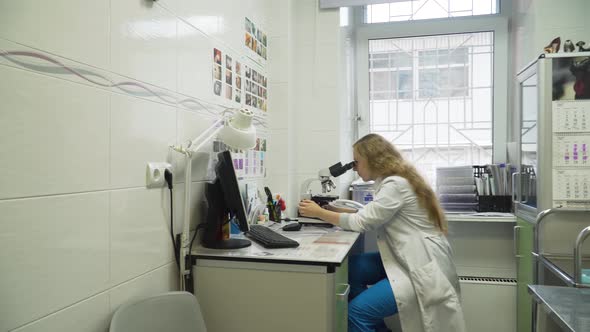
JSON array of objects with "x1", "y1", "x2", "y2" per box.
[{"x1": 340, "y1": 176, "x2": 466, "y2": 332}]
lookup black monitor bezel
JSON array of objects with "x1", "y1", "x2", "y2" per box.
[{"x1": 201, "y1": 150, "x2": 251, "y2": 249}]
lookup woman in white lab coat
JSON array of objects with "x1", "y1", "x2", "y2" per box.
[{"x1": 298, "y1": 134, "x2": 465, "y2": 332}]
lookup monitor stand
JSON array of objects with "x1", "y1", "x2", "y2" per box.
[{"x1": 203, "y1": 238, "x2": 251, "y2": 250}]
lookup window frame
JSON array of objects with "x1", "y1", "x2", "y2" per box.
[{"x1": 354, "y1": 4, "x2": 509, "y2": 163}]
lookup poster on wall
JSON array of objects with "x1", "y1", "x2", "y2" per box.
[
  {"x1": 244, "y1": 17, "x2": 267, "y2": 61},
  {"x1": 212, "y1": 48, "x2": 242, "y2": 105},
  {"x1": 244, "y1": 64, "x2": 268, "y2": 112},
  {"x1": 552, "y1": 56, "x2": 590, "y2": 101},
  {"x1": 213, "y1": 138, "x2": 267, "y2": 178}
]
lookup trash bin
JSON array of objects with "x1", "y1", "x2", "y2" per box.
[
  {"x1": 350, "y1": 180, "x2": 375, "y2": 206},
  {"x1": 349, "y1": 180, "x2": 377, "y2": 253}
]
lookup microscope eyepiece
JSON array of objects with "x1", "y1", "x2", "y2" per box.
[{"x1": 329, "y1": 161, "x2": 355, "y2": 177}]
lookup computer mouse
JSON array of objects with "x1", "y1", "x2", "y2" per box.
[{"x1": 282, "y1": 222, "x2": 302, "y2": 231}]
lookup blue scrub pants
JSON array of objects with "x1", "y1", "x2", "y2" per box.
[{"x1": 348, "y1": 252, "x2": 398, "y2": 332}]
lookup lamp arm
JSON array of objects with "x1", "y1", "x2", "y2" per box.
[
  {"x1": 187, "y1": 117, "x2": 225, "y2": 151},
  {"x1": 186, "y1": 125, "x2": 223, "y2": 155}
]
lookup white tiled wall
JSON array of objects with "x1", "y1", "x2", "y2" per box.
[{"x1": 0, "y1": 0, "x2": 277, "y2": 331}]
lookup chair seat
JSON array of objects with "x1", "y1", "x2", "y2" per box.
[{"x1": 110, "y1": 291, "x2": 207, "y2": 332}]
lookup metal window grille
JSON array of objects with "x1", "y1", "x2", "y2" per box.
[
  {"x1": 368, "y1": 32, "x2": 494, "y2": 186},
  {"x1": 366, "y1": 0, "x2": 499, "y2": 23}
]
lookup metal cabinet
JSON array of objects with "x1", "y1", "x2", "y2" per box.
[{"x1": 516, "y1": 53, "x2": 590, "y2": 331}]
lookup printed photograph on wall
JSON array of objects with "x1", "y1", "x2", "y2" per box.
[
  {"x1": 244, "y1": 17, "x2": 267, "y2": 60},
  {"x1": 225, "y1": 84, "x2": 232, "y2": 100},
  {"x1": 213, "y1": 81, "x2": 222, "y2": 96},
  {"x1": 245, "y1": 66, "x2": 268, "y2": 112},
  {"x1": 224, "y1": 54, "x2": 233, "y2": 100},
  {"x1": 212, "y1": 48, "x2": 223, "y2": 96},
  {"x1": 552, "y1": 56, "x2": 590, "y2": 100},
  {"x1": 235, "y1": 61, "x2": 242, "y2": 103},
  {"x1": 244, "y1": 64, "x2": 268, "y2": 111}
]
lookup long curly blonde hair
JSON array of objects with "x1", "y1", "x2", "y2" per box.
[{"x1": 353, "y1": 134, "x2": 447, "y2": 233}]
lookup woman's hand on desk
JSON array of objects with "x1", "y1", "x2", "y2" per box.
[
  {"x1": 298, "y1": 199, "x2": 323, "y2": 218},
  {"x1": 298, "y1": 200, "x2": 341, "y2": 226}
]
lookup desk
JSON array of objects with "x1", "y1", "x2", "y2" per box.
[
  {"x1": 191, "y1": 218, "x2": 360, "y2": 332},
  {"x1": 528, "y1": 285, "x2": 590, "y2": 332}
]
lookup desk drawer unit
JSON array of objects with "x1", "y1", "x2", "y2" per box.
[{"x1": 193, "y1": 258, "x2": 349, "y2": 332}]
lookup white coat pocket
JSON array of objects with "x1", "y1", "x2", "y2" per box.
[{"x1": 410, "y1": 260, "x2": 465, "y2": 332}]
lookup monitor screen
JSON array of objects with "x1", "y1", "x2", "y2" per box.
[{"x1": 201, "y1": 150, "x2": 251, "y2": 249}]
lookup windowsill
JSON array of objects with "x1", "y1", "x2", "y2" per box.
[{"x1": 445, "y1": 212, "x2": 516, "y2": 223}]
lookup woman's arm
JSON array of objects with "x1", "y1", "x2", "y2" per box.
[{"x1": 297, "y1": 200, "x2": 341, "y2": 226}]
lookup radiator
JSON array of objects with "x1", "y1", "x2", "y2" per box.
[{"x1": 460, "y1": 276, "x2": 517, "y2": 332}]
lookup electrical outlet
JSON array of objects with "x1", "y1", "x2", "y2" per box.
[{"x1": 146, "y1": 162, "x2": 172, "y2": 188}]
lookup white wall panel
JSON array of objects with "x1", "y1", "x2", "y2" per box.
[
  {"x1": 110, "y1": 0, "x2": 177, "y2": 91},
  {"x1": 0, "y1": 0, "x2": 110, "y2": 69},
  {"x1": 316, "y1": 8, "x2": 341, "y2": 42},
  {"x1": 268, "y1": 82, "x2": 289, "y2": 129},
  {"x1": 265, "y1": 129, "x2": 289, "y2": 173},
  {"x1": 177, "y1": 21, "x2": 215, "y2": 101},
  {"x1": 176, "y1": 110, "x2": 218, "y2": 182},
  {"x1": 268, "y1": 0, "x2": 291, "y2": 38},
  {"x1": 292, "y1": 0, "x2": 317, "y2": 47},
  {"x1": 178, "y1": 0, "x2": 223, "y2": 37},
  {"x1": 315, "y1": 42, "x2": 340, "y2": 88},
  {"x1": 109, "y1": 94, "x2": 177, "y2": 189},
  {"x1": 309, "y1": 87, "x2": 341, "y2": 131},
  {"x1": 109, "y1": 263, "x2": 178, "y2": 313},
  {"x1": 294, "y1": 130, "x2": 340, "y2": 173},
  {"x1": 268, "y1": 37, "x2": 289, "y2": 83},
  {"x1": 12, "y1": 293, "x2": 110, "y2": 332},
  {"x1": 292, "y1": 44, "x2": 315, "y2": 96},
  {"x1": 110, "y1": 189, "x2": 175, "y2": 286},
  {"x1": 0, "y1": 1, "x2": 39, "y2": 48},
  {"x1": 0, "y1": 65, "x2": 110, "y2": 199},
  {"x1": 0, "y1": 193, "x2": 110, "y2": 331},
  {"x1": 154, "y1": 0, "x2": 180, "y2": 15}
]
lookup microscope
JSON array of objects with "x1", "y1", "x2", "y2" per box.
[{"x1": 300, "y1": 161, "x2": 356, "y2": 207}]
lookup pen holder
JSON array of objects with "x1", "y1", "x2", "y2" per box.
[
  {"x1": 476, "y1": 195, "x2": 512, "y2": 212},
  {"x1": 268, "y1": 203, "x2": 281, "y2": 222}
]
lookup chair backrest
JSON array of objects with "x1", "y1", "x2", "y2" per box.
[{"x1": 110, "y1": 291, "x2": 207, "y2": 332}]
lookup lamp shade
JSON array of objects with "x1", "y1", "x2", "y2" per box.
[{"x1": 219, "y1": 108, "x2": 257, "y2": 150}]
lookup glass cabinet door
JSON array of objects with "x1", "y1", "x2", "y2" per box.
[{"x1": 520, "y1": 73, "x2": 538, "y2": 208}]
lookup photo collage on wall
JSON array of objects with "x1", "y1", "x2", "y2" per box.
[
  {"x1": 245, "y1": 17, "x2": 267, "y2": 60},
  {"x1": 244, "y1": 65, "x2": 267, "y2": 111},
  {"x1": 212, "y1": 48, "x2": 242, "y2": 104},
  {"x1": 213, "y1": 138, "x2": 267, "y2": 178}
]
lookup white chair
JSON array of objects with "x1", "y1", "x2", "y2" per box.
[{"x1": 110, "y1": 291, "x2": 207, "y2": 332}]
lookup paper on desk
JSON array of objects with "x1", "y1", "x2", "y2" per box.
[{"x1": 313, "y1": 233, "x2": 355, "y2": 245}]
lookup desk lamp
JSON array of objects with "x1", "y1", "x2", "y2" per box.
[{"x1": 170, "y1": 108, "x2": 256, "y2": 291}]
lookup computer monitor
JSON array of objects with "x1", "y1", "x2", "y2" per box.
[{"x1": 201, "y1": 150, "x2": 252, "y2": 249}]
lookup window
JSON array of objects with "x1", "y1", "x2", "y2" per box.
[
  {"x1": 368, "y1": 32, "x2": 494, "y2": 185},
  {"x1": 366, "y1": 0, "x2": 499, "y2": 23}
]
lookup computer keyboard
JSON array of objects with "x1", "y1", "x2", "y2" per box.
[{"x1": 246, "y1": 225, "x2": 300, "y2": 249}]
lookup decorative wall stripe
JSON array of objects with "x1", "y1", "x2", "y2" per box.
[{"x1": 0, "y1": 49, "x2": 267, "y2": 128}]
